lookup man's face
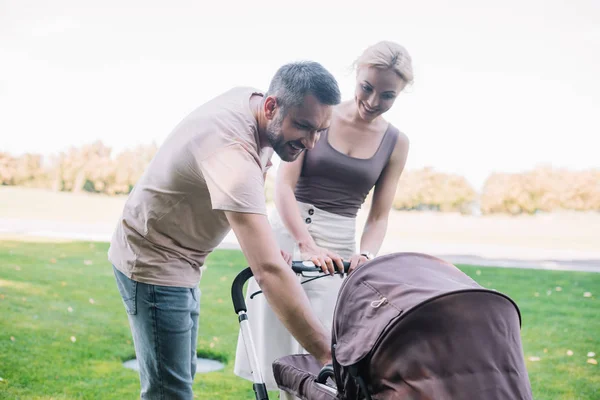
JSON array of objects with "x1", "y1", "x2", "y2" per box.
[{"x1": 265, "y1": 94, "x2": 333, "y2": 162}]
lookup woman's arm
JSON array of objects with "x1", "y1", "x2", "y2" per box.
[
  {"x1": 275, "y1": 152, "x2": 313, "y2": 249},
  {"x1": 275, "y1": 153, "x2": 344, "y2": 274},
  {"x1": 356, "y1": 132, "x2": 410, "y2": 267}
]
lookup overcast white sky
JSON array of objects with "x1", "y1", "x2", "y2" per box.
[{"x1": 1, "y1": 0, "x2": 599, "y2": 189}]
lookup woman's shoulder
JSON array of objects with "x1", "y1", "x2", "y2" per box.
[
  {"x1": 384, "y1": 122, "x2": 408, "y2": 144},
  {"x1": 384, "y1": 122, "x2": 409, "y2": 161}
]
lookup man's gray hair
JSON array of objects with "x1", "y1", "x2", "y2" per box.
[{"x1": 265, "y1": 61, "x2": 341, "y2": 114}]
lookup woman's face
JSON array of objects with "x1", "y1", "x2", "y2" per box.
[{"x1": 355, "y1": 66, "x2": 406, "y2": 122}]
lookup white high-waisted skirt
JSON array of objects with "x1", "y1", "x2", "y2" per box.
[{"x1": 233, "y1": 201, "x2": 356, "y2": 393}]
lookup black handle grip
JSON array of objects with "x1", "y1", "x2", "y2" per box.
[
  {"x1": 291, "y1": 260, "x2": 351, "y2": 274},
  {"x1": 231, "y1": 267, "x2": 254, "y2": 314},
  {"x1": 317, "y1": 364, "x2": 335, "y2": 384}
]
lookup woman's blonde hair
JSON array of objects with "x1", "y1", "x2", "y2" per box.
[{"x1": 354, "y1": 40, "x2": 414, "y2": 85}]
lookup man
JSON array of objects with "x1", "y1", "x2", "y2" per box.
[{"x1": 108, "y1": 61, "x2": 343, "y2": 399}]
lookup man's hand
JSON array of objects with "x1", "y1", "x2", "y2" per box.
[
  {"x1": 298, "y1": 241, "x2": 345, "y2": 276},
  {"x1": 280, "y1": 249, "x2": 292, "y2": 265}
]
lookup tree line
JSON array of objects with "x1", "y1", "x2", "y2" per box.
[{"x1": 2, "y1": 141, "x2": 599, "y2": 215}]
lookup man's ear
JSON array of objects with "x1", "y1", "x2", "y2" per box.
[{"x1": 263, "y1": 96, "x2": 277, "y2": 120}]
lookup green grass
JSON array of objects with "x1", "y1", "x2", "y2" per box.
[{"x1": 0, "y1": 241, "x2": 598, "y2": 399}]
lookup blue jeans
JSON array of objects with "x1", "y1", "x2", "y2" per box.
[{"x1": 113, "y1": 266, "x2": 201, "y2": 399}]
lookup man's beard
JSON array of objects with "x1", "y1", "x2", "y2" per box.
[{"x1": 265, "y1": 116, "x2": 303, "y2": 162}]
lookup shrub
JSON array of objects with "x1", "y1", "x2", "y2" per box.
[
  {"x1": 0, "y1": 152, "x2": 44, "y2": 187},
  {"x1": 393, "y1": 167, "x2": 477, "y2": 212},
  {"x1": 480, "y1": 166, "x2": 600, "y2": 214}
]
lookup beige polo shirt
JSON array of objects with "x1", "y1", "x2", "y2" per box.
[{"x1": 108, "y1": 87, "x2": 274, "y2": 288}]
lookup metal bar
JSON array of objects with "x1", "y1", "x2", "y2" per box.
[{"x1": 239, "y1": 311, "x2": 265, "y2": 385}]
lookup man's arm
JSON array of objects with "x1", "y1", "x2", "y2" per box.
[{"x1": 225, "y1": 210, "x2": 332, "y2": 365}]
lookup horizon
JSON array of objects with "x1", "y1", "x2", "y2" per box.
[{"x1": 2, "y1": 0, "x2": 599, "y2": 191}]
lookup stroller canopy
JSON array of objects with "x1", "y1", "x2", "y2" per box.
[{"x1": 331, "y1": 252, "x2": 532, "y2": 399}]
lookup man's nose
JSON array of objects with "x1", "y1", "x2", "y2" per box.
[{"x1": 302, "y1": 131, "x2": 320, "y2": 150}]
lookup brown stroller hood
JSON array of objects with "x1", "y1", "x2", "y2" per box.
[{"x1": 330, "y1": 252, "x2": 533, "y2": 399}]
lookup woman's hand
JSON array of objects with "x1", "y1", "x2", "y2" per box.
[
  {"x1": 348, "y1": 253, "x2": 369, "y2": 275},
  {"x1": 299, "y1": 241, "x2": 345, "y2": 276}
]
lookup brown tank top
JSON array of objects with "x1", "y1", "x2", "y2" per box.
[{"x1": 294, "y1": 123, "x2": 400, "y2": 217}]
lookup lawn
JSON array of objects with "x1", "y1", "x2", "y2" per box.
[{"x1": 0, "y1": 240, "x2": 598, "y2": 399}]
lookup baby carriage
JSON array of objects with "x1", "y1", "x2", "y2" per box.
[{"x1": 231, "y1": 252, "x2": 534, "y2": 399}]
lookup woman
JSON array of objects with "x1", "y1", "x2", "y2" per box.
[{"x1": 234, "y1": 41, "x2": 412, "y2": 398}]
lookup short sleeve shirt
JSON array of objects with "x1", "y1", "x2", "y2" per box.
[{"x1": 108, "y1": 87, "x2": 273, "y2": 287}]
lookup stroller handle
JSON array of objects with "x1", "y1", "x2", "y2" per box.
[
  {"x1": 231, "y1": 260, "x2": 351, "y2": 314},
  {"x1": 291, "y1": 260, "x2": 351, "y2": 274}
]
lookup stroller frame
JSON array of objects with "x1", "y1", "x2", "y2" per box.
[{"x1": 231, "y1": 260, "x2": 350, "y2": 400}]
